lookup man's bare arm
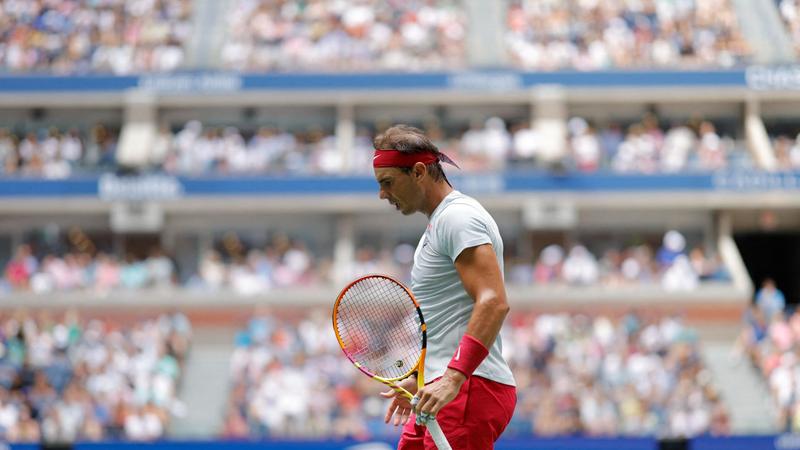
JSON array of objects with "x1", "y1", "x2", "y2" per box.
[{"x1": 455, "y1": 243, "x2": 510, "y2": 348}]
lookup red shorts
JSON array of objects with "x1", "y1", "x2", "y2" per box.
[{"x1": 397, "y1": 375, "x2": 516, "y2": 450}]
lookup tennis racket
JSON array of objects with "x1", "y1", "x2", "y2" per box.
[{"x1": 332, "y1": 274, "x2": 452, "y2": 450}]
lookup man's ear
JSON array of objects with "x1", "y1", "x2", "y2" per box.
[{"x1": 412, "y1": 162, "x2": 427, "y2": 180}]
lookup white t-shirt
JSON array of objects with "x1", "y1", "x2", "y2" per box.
[{"x1": 411, "y1": 190, "x2": 516, "y2": 386}]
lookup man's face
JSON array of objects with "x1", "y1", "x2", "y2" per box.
[{"x1": 374, "y1": 167, "x2": 420, "y2": 215}]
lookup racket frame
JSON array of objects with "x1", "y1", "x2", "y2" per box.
[{"x1": 332, "y1": 274, "x2": 428, "y2": 398}]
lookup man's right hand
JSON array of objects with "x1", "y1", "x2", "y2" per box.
[{"x1": 381, "y1": 375, "x2": 418, "y2": 426}]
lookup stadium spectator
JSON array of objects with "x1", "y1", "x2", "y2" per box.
[
  {"x1": 568, "y1": 117, "x2": 602, "y2": 172},
  {"x1": 561, "y1": 245, "x2": 600, "y2": 286},
  {"x1": 510, "y1": 121, "x2": 541, "y2": 168},
  {"x1": 533, "y1": 244, "x2": 564, "y2": 284}
]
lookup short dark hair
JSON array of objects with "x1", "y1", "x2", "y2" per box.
[{"x1": 372, "y1": 124, "x2": 450, "y2": 184}]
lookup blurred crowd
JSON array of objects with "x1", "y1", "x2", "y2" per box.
[
  {"x1": 433, "y1": 115, "x2": 752, "y2": 174},
  {"x1": 1, "y1": 0, "x2": 764, "y2": 74},
  {"x1": 144, "y1": 121, "x2": 349, "y2": 176},
  {"x1": 507, "y1": 230, "x2": 730, "y2": 291},
  {"x1": 0, "y1": 310, "x2": 191, "y2": 443},
  {"x1": 0, "y1": 125, "x2": 118, "y2": 178},
  {"x1": 735, "y1": 278, "x2": 800, "y2": 432},
  {"x1": 221, "y1": 309, "x2": 380, "y2": 439},
  {"x1": 220, "y1": 0, "x2": 467, "y2": 72},
  {"x1": 221, "y1": 309, "x2": 729, "y2": 439},
  {"x1": 562, "y1": 115, "x2": 752, "y2": 173},
  {"x1": 507, "y1": 311, "x2": 730, "y2": 436},
  {"x1": 187, "y1": 234, "x2": 328, "y2": 295},
  {"x1": 135, "y1": 114, "x2": 754, "y2": 177},
  {"x1": 1, "y1": 244, "x2": 176, "y2": 295},
  {"x1": 1, "y1": 229, "x2": 728, "y2": 297},
  {"x1": 505, "y1": 0, "x2": 751, "y2": 70},
  {"x1": 0, "y1": 0, "x2": 192, "y2": 74},
  {"x1": 0, "y1": 116, "x2": 759, "y2": 178}
]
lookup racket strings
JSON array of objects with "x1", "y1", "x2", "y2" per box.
[{"x1": 335, "y1": 277, "x2": 422, "y2": 379}]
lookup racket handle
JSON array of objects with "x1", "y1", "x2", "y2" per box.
[{"x1": 426, "y1": 418, "x2": 452, "y2": 450}]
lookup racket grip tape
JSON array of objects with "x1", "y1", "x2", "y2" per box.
[{"x1": 427, "y1": 418, "x2": 452, "y2": 450}]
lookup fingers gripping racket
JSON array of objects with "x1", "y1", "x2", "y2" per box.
[{"x1": 333, "y1": 274, "x2": 452, "y2": 450}]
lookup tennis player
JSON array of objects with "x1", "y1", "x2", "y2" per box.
[{"x1": 373, "y1": 125, "x2": 516, "y2": 449}]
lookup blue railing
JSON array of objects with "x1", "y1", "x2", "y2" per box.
[
  {"x1": 4, "y1": 66, "x2": 800, "y2": 92},
  {"x1": 0, "y1": 68, "x2": 766, "y2": 94},
  {"x1": 0, "y1": 171, "x2": 798, "y2": 199}
]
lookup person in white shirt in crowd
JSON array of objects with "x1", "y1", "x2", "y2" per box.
[
  {"x1": 145, "y1": 247, "x2": 175, "y2": 289},
  {"x1": 482, "y1": 117, "x2": 512, "y2": 171},
  {"x1": 312, "y1": 130, "x2": 343, "y2": 174},
  {"x1": 568, "y1": 117, "x2": 601, "y2": 172},
  {"x1": 662, "y1": 254, "x2": 700, "y2": 292},
  {"x1": 60, "y1": 129, "x2": 84, "y2": 167},
  {"x1": 459, "y1": 120, "x2": 486, "y2": 171},
  {"x1": 173, "y1": 120, "x2": 202, "y2": 174},
  {"x1": 220, "y1": 127, "x2": 249, "y2": 174},
  {"x1": 661, "y1": 122, "x2": 696, "y2": 173},
  {"x1": 197, "y1": 128, "x2": 224, "y2": 174},
  {"x1": 697, "y1": 121, "x2": 727, "y2": 170},
  {"x1": 228, "y1": 256, "x2": 265, "y2": 297},
  {"x1": 198, "y1": 250, "x2": 226, "y2": 290},
  {"x1": 562, "y1": 245, "x2": 600, "y2": 286},
  {"x1": 657, "y1": 230, "x2": 698, "y2": 291},
  {"x1": 150, "y1": 124, "x2": 175, "y2": 172},
  {"x1": 511, "y1": 121, "x2": 540, "y2": 167},
  {"x1": 43, "y1": 150, "x2": 72, "y2": 180}
]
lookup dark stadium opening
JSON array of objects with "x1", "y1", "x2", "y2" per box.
[
  {"x1": 122, "y1": 233, "x2": 163, "y2": 260},
  {"x1": 735, "y1": 232, "x2": 800, "y2": 308}
]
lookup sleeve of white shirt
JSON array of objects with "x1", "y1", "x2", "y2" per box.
[{"x1": 437, "y1": 203, "x2": 493, "y2": 262}]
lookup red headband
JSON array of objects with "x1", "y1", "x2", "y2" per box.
[{"x1": 372, "y1": 149, "x2": 459, "y2": 169}]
